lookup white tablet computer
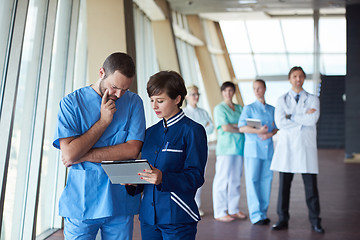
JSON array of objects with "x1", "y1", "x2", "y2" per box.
[
  {"x1": 101, "y1": 159, "x2": 151, "y2": 184},
  {"x1": 246, "y1": 118, "x2": 262, "y2": 129}
]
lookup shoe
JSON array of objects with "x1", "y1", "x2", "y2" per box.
[
  {"x1": 215, "y1": 215, "x2": 235, "y2": 222},
  {"x1": 272, "y1": 221, "x2": 288, "y2": 230},
  {"x1": 254, "y1": 218, "x2": 271, "y2": 225},
  {"x1": 229, "y1": 211, "x2": 247, "y2": 220},
  {"x1": 199, "y1": 209, "x2": 205, "y2": 217},
  {"x1": 312, "y1": 224, "x2": 325, "y2": 233}
]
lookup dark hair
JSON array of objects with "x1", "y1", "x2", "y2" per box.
[
  {"x1": 254, "y1": 79, "x2": 266, "y2": 88},
  {"x1": 147, "y1": 71, "x2": 187, "y2": 108},
  {"x1": 220, "y1": 81, "x2": 236, "y2": 92},
  {"x1": 288, "y1": 66, "x2": 306, "y2": 79},
  {"x1": 102, "y1": 52, "x2": 135, "y2": 78}
]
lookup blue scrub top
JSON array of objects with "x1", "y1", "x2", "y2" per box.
[
  {"x1": 238, "y1": 100, "x2": 276, "y2": 160},
  {"x1": 53, "y1": 86, "x2": 146, "y2": 220},
  {"x1": 140, "y1": 110, "x2": 208, "y2": 225}
]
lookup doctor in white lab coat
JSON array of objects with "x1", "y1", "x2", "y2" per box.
[{"x1": 270, "y1": 66, "x2": 324, "y2": 233}]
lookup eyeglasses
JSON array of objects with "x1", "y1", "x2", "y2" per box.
[{"x1": 190, "y1": 93, "x2": 200, "y2": 97}]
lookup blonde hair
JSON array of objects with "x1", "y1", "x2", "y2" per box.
[{"x1": 186, "y1": 84, "x2": 199, "y2": 92}]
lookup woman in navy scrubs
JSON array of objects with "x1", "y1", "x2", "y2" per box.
[{"x1": 138, "y1": 71, "x2": 208, "y2": 240}]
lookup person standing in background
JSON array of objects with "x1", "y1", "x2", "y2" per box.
[
  {"x1": 271, "y1": 66, "x2": 324, "y2": 233},
  {"x1": 238, "y1": 79, "x2": 278, "y2": 225},
  {"x1": 212, "y1": 81, "x2": 246, "y2": 222},
  {"x1": 53, "y1": 52, "x2": 146, "y2": 239},
  {"x1": 183, "y1": 84, "x2": 214, "y2": 217}
]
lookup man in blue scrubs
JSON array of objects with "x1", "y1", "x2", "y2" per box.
[{"x1": 53, "y1": 52, "x2": 146, "y2": 239}]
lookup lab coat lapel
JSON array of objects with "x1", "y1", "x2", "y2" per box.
[{"x1": 297, "y1": 91, "x2": 309, "y2": 109}]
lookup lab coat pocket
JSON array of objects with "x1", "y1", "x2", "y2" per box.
[
  {"x1": 301, "y1": 127, "x2": 317, "y2": 148},
  {"x1": 64, "y1": 169, "x2": 98, "y2": 214}
]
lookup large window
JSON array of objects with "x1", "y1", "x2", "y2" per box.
[
  {"x1": 133, "y1": 4, "x2": 159, "y2": 128},
  {"x1": 36, "y1": 0, "x2": 78, "y2": 237},
  {"x1": 2, "y1": 0, "x2": 50, "y2": 238},
  {"x1": 221, "y1": 16, "x2": 346, "y2": 79},
  {"x1": 174, "y1": 14, "x2": 216, "y2": 140},
  {"x1": 0, "y1": 0, "x2": 85, "y2": 238},
  {"x1": 220, "y1": 15, "x2": 346, "y2": 104}
]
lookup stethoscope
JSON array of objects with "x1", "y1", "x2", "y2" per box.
[{"x1": 283, "y1": 91, "x2": 309, "y2": 108}]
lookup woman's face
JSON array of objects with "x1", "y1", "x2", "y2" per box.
[
  {"x1": 186, "y1": 88, "x2": 200, "y2": 106},
  {"x1": 221, "y1": 86, "x2": 235, "y2": 102},
  {"x1": 150, "y1": 92, "x2": 181, "y2": 120},
  {"x1": 253, "y1": 81, "x2": 266, "y2": 99}
]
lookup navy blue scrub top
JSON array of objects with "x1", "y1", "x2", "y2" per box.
[{"x1": 140, "y1": 110, "x2": 208, "y2": 225}]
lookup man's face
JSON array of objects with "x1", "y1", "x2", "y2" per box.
[
  {"x1": 99, "y1": 68, "x2": 133, "y2": 101},
  {"x1": 289, "y1": 70, "x2": 305, "y2": 89}
]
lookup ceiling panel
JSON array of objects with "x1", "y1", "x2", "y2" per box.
[{"x1": 167, "y1": 0, "x2": 360, "y2": 20}]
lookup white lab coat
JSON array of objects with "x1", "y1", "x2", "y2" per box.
[
  {"x1": 270, "y1": 90, "x2": 320, "y2": 174},
  {"x1": 183, "y1": 105, "x2": 214, "y2": 136}
]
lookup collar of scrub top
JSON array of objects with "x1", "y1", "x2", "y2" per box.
[
  {"x1": 254, "y1": 99, "x2": 267, "y2": 112},
  {"x1": 162, "y1": 109, "x2": 185, "y2": 128},
  {"x1": 185, "y1": 104, "x2": 197, "y2": 111}
]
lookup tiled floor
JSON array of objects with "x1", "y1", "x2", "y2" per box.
[{"x1": 47, "y1": 148, "x2": 360, "y2": 240}]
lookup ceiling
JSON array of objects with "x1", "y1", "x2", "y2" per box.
[{"x1": 167, "y1": 0, "x2": 360, "y2": 20}]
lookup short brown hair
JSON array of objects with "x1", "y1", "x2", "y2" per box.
[
  {"x1": 254, "y1": 79, "x2": 266, "y2": 88},
  {"x1": 147, "y1": 71, "x2": 187, "y2": 108},
  {"x1": 102, "y1": 52, "x2": 135, "y2": 78},
  {"x1": 220, "y1": 81, "x2": 236, "y2": 92},
  {"x1": 288, "y1": 66, "x2": 306, "y2": 79}
]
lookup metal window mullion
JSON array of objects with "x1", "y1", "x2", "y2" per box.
[
  {"x1": 50, "y1": 0, "x2": 77, "y2": 230},
  {"x1": 0, "y1": 0, "x2": 17, "y2": 117},
  {"x1": 313, "y1": 10, "x2": 321, "y2": 95},
  {"x1": 279, "y1": 20, "x2": 290, "y2": 70},
  {"x1": 20, "y1": 0, "x2": 59, "y2": 239},
  {"x1": 244, "y1": 20, "x2": 258, "y2": 77},
  {"x1": 65, "y1": 0, "x2": 80, "y2": 94},
  {"x1": 0, "y1": 0, "x2": 30, "y2": 230},
  {"x1": 20, "y1": 0, "x2": 51, "y2": 236}
]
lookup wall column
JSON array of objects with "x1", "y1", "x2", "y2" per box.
[
  {"x1": 152, "y1": 0, "x2": 180, "y2": 72},
  {"x1": 87, "y1": 0, "x2": 137, "y2": 91},
  {"x1": 345, "y1": 4, "x2": 360, "y2": 162},
  {"x1": 186, "y1": 16, "x2": 222, "y2": 115}
]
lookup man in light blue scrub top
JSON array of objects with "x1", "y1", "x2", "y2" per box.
[
  {"x1": 53, "y1": 52, "x2": 145, "y2": 240},
  {"x1": 238, "y1": 79, "x2": 278, "y2": 225}
]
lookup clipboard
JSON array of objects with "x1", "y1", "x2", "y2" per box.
[
  {"x1": 246, "y1": 118, "x2": 262, "y2": 129},
  {"x1": 101, "y1": 159, "x2": 151, "y2": 184}
]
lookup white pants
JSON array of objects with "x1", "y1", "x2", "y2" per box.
[
  {"x1": 195, "y1": 153, "x2": 209, "y2": 209},
  {"x1": 195, "y1": 186, "x2": 202, "y2": 208},
  {"x1": 212, "y1": 155, "x2": 243, "y2": 218}
]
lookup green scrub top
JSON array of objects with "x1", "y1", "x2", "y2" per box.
[{"x1": 214, "y1": 102, "x2": 245, "y2": 156}]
